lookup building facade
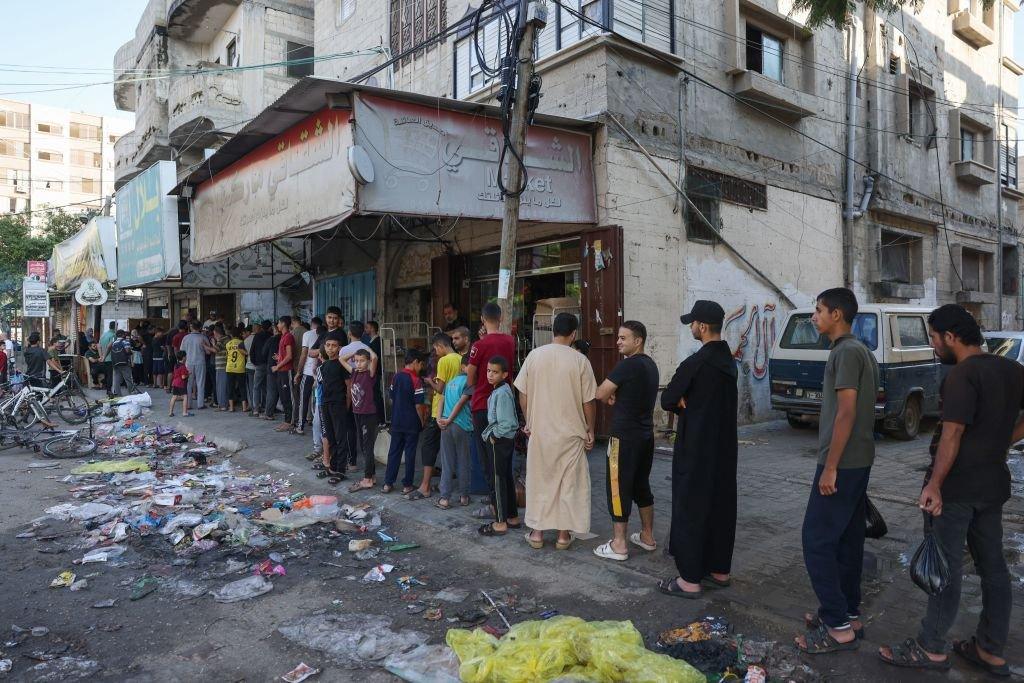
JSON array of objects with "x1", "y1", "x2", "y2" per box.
[
  {"x1": 135, "y1": 0, "x2": 1022, "y2": 424},
  {"x1": 0, "y1": 98, "x2": 132, "y2": 223}
]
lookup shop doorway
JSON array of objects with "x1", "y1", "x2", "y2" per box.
[{"x1": 201, "y1": 293, "x2": 236, "y2": 323}]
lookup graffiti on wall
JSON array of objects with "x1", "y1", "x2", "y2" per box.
[{"x1": 724, "y1": 303, "x2": 777, "y2": 380}]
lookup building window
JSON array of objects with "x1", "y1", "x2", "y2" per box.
[
  {"x1": 746, "y1": 25, "x2": 784, "y2": 83},
  {"x1": 390, "y1": 0, "x2": 446, "y2": 65},
  {"x1": 74, "y1": 177, "x2": 99, "y2": 194},
  {"x1": 961, "y1": 128, "x2": 976, "y2": 162},
  {"x1": 69, "y1": 122, "x2": 101, "y2": 141},
  {"x1": 1000, "y1": 122, "x2": 1018, "y2": 188},
  {"x1": 907, "y1": 82, "x2": 935, "y2": 145},
  {"x1": 1003, "y1": 245, "x2": 1019, "y2": 295},
  {"x1": 5, "y1": 168, "x2": 29, "y2": 188},
  {"x1": 689, "y1": 167, "x2": 767, "y2": 210},
  {"x1": 70, "y1": 149, "x2": 102, "y2": 168},
  {"x1": 338, "y1": 0, "x2": 356, "y2": 23},
  {"x1": 38, "y1": 150, "x2": 63, "y2": 163},
  {"x1": 37, "y1": 122, "x2": 63, "y2": 135},
  {"x1": 880, "y1": 230, "x2": 923, "y2": 284},
  {"x1": 0, "y1": 139, "x2": 29, "y2": 158},
  {"x1": 226, "y1": 38, "x2": 238, "y2": 67},
  {"x1": 286, "y1": 42, "x2": 314, "y2": 77},
  {"x1": 685, "y1": 173, "x2": 722, "y2": 243},
  {"x1": 108, "y1": 134, "x2": 118, "y2": 144},
  {"x1": 961, "y1": 247, "x2": 991, "y2": 292},
  {"x1": 0, "y1": 110, "x2": 29, "y2": 130}
]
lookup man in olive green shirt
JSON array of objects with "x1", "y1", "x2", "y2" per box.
[{"x1": 796, "y1": 287, "x2": 879, "y2": 655}]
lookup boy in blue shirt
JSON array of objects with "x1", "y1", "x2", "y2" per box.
[
  {"x1": 436, "y1": 355, "x2": 473, "y2": 509},
  {"x1": 383, "y1": 349, "x2": 426, "y2": 494},
  {"x1": 479, "y1": 356, "x2": 521, "y2": 536}
]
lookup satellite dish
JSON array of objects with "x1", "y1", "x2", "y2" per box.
[
  {"x1": 366, "y1": 76, "x2": 379, "y2": 88},
  {"x1": 348, "y1": 145, "x2": 375, "y2": 185}
]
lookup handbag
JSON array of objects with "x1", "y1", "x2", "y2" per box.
[
  {"x1": 865, "y1": 495, "x2": 888, "y2": 539},
  {"x1": 910, "y1": 514, "x2": 950, "y2": 596}
]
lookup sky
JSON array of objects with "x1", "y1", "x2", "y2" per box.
[
  {"x1": 0, "y1": 0, "x2": 1019, "y2": 133},
  {"x1": 0, "y1": 0, "x2": 148, "y2": 123}
]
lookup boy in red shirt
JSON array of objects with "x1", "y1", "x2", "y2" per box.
[{"x1": 169, "y1": 351, "x2": 192, "y2": 417}]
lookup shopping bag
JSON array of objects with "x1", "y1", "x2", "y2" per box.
[
  {"x1": 910, "y1": 514, "x2": 950, "y2": 596},
  {"x1": 865, "y1": 495, "x2": 888, "y2": 539}
]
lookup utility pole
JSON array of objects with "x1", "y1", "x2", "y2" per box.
[
  {"x1": 995, "y1": 0, "x2": 1005, "y2": 329},
  {"x1": 495, "y1": 0, "x2": 545, "y2": 334}
]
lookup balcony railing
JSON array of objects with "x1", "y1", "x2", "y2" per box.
[{"x1": 167, "y1": 67, "x2": 245, "y2": 148}]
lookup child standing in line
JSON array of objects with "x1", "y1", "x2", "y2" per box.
[
  {"x1": 316, "y1": 330, "x2": 350, "y2": 485},
  {"x1": 169, "y1": 351, "x2": 192, "y2": 417},
  {"x1": 436, "y1": 354, "x2": 474, "y2": 510},
  {"x1": 479, "y1": 356, "x2": 520, "y2": 536},
  {"x1": 342, "y1": 347, "x2": 380, "y2": 493},
  {"x1": 383, "y1": 349, "x2": 426, "y2": 494}
]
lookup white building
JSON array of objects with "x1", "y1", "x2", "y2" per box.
[{"x1": 0, "y1": 98, "x2": 132, "y2": 223}]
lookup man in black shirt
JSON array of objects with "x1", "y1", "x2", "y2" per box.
[
  {"x1": 593, "y1": 321, "x2": 660, "y2": 562},
  {"x1": 441, "y1": 303, "x2": 468, "y2": 333},
  {"x1": 249, "y1": 320, "x2": 272, "y2": 417},
  {"x1": 316, "y1": 330, "x2": 350, "y2": 483},
  {"x1": 22, "y1": 333, "x2": 57, "y2": 428},
  {"x1": 881, "y1": 305, "x2": 1022, "y2": 675},
  {"x1": 658, "y1": 301, "x2": 738, "y2": 599}
]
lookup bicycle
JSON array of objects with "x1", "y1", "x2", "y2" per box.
[{"x1": 0, "y1": 421, "x2": 97, "y2": 458}]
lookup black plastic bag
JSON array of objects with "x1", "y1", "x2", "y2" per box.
[
  {"x1": 865, "y1": 495, "x2": 888, "y2": 539},
  {"x1": 910, "y1": 515, "x2": 950, "y2": 596}
]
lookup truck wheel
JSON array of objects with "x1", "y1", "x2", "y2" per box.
[
  {"x1": 787, "y1": 414, "x2": 812, "y2": 429},
  {"x1": 889, "y1": 395, "x2": 921, "y2": 441}
]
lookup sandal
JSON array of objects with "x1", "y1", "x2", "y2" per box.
[
  {"x1": 316, "y1": 469, "x2": 344, "y2": 479},
  {"x1": 878, "y1": 638, "x2": 951, "y2": 670},
  {"x1": 629, "y1": 532, "x2": 657, "y2": 552},
  {"x1": 459, "y1": 496, "x2": 471, "y2": 507},
  {"x1": 471, "y1": 506, "x2": 494, "y2": 520},
  {"x1": 328, "y1": 474, "x2": 347, "y2": 485},
  {"x1": 348, "y1": 481, "x2": 375, "y2": 493},
  {"x1": 382, "y1": 485, "x2": 394, "y2": 494},
  {"x1": 703, "y1": 575, "x2": 733, "y2": 589},
  {"x1": 805, "y1": 613, "x2": 864, "y2": 640},
  {"x1": 953, "y1": 637, "x2": 1009, "y2": 677},
  {"x1": 555, "y1": 534, "x2": 575, "y2": 551},
  {"x1": 796, "y1": 624, "x2": 860, "y2": 654},
  {"x1": 593, "y1": 541, "x2": 628, "y2": 562},
  {"x1": 506, "y1": 522, "x2": 523, "y2": 529},
  {"x1": 657, "y1": 577, "x2": 702, "y2": 599},
  {"x1": 405, "y1": 489, "x2": 430, "y2": 501},
  {"x1": 436, "y1": 498, "x2": 451, "y2": 510},
  {"x1": 477, "y1": 523, "x2": 507, "y2": 537},
  {"x1": 401, "y1": 486, "x2": 415, "y2": 496},
  {"x1": 524, "y1": 532, "x2": 544, "y2": 549}
]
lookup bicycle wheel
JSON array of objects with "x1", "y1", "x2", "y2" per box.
[
  {"x1": 43, "y1": 434, "x2": 97, "y2": 459},
  {"x1": 56, "y1": 392, "x2": 91, "y2": 424},
  {"x1": 9, "y1": 401, "x2": 38, "y2": 429}
]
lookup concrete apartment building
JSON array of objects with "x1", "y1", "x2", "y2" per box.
[
  {"x1": 301, "y1": 0, "x2": 1021, "y2": 420},
  {"x1": 0, "y1": 98, "x2": 132, "y2": 222},
  {"x1": 113, "y1": 0, "x2": 315, "y2": 187}
]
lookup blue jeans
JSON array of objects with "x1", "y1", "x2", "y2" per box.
[
  {"x1": 801, "y1": 464, "x2": 871, "y2": 629},
  {"x1": 385, "y1": 430, "x2": 419, "y2": 488}
]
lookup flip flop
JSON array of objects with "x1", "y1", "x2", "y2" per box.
[
  {"x1": 703, "y1": 575, "x2": 733, "y2": 589},
  {"x1": 524, "y1": 531, "x2": 544, "y2": 549},
  {"x1": 435, "y1": 498, "x2": 451, "y2": 510},
  {"x1": 593, "y1": 541, "x2": 628, "y2": 561},
  {"x1": 629, "y1": 532, "x2": 657, "y2": 552},
  {"x1": 796, "y1": 624, "x2": 860, "y2": 654},
  {"x1": 401, "y1": 486, "x2": 415, "y2": 495},
  {"x1": 953, "y1": 637, "x2": 1010, "y2": 677},
  {"x1": 405, "y1": 490, "x2": 430, "y2": 501},
  {"x1": 478, "y1": 523, "x2": 507, "y2": 537},
  {"x1": 657, "y1": 577, "x2": 702, "y2": 599},
  {"x1": 879, "y1": 639, "x2": 952, "y2": 670},
  {"x1": 328, "y1": 475, "x2": 347, "y2": 485}
]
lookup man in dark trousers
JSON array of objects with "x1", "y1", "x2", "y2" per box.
[
  {"x1": 658, "y1": 300, "x2": 737, "y2": 599},
  {"x1": 796, "y1": 288, "x2": 878, "y2": 654},
  {"x1": 879, "y1": 305, "x2": 1022, "y2": 675}
]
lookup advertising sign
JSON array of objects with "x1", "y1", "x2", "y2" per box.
[
  {"x1": 75, "y1": 278, "x2": 109, "y2": 307},
  {"x1": 191, "y1": 110, "x2": 355, "y2": 262},
  {"x1": 50, "y1": 217, "x2": 118, "y2": 292},
  {"x1": 22, "y1": 277, "x2": 49, "y2": 318},
  {"x1": 353, "y1": 93, "x2": 596, "y2": 223},
  {"x1": 26, "y1": 261, "x2": 47, "y2": 279},
  {"x1": 116, "y1": 160, "x2": 181, "y2": 287}
]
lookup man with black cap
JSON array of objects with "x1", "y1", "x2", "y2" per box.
[{"x1": 657, "y1": 300, "x2": 738, "y2": 599}]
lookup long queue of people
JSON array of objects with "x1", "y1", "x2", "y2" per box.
[{"x1": 83, "y1": 291, "x2": 1016, "y2": 677}]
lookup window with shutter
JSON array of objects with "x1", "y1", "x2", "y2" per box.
[
  {"x1": 390, "y1": 0, "x2": 446, "y2": 66},
  {"x1": 1000, "y1": 122, "x2": 1018, "y2": 188}
]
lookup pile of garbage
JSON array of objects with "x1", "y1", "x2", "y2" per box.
[
  {"x1": 25, "y1": 417, "x2": 387, "y2": 603},
  {"x1": 446, "y1": 616, "x2": 704, "y2": 683}
]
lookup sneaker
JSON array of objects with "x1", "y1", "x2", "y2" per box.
[{"x1": 293, "y1": 427, "x2": 305, "y2": 435}]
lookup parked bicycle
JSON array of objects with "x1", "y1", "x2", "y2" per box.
[
  {"x1": 0, "y1": 371, "x2": 93, "y2": 427},
  {"x1": 0, "y1": 421, "x2": 97, "y2": 458}
]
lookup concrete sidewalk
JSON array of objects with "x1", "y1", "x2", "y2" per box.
[{"x1": 113, "y1": 386, "x2": 1024, "y2": 680}]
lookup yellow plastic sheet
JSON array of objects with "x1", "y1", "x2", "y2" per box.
[
  {"x1": 72, "y1": 458, "x2": 151, "y2": 474},
  {"x1": 445, "y1": 616, "x2": 704, "y2": 683}
]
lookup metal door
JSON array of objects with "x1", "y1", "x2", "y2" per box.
[{"x1": 580, "y1": 226, "x2": 624, "y2": 436}]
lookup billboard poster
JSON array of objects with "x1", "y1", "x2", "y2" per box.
[
  {"x1": 26, "y1": 261, "x2": 47, "y2": 278},
  {"x1": 115, "y1": 160, "x2": 181, "y2": 287},
  {"x1": 22, "y1": 277, "x2": 49, "y2": 318}
]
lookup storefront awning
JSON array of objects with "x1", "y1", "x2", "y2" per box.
[
  {"x1": 175, "y1": 78, "x2": 598, "y2": 263},
  {"x1": 49, "y1": 216, "x2": 118, "y2": 293}
]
